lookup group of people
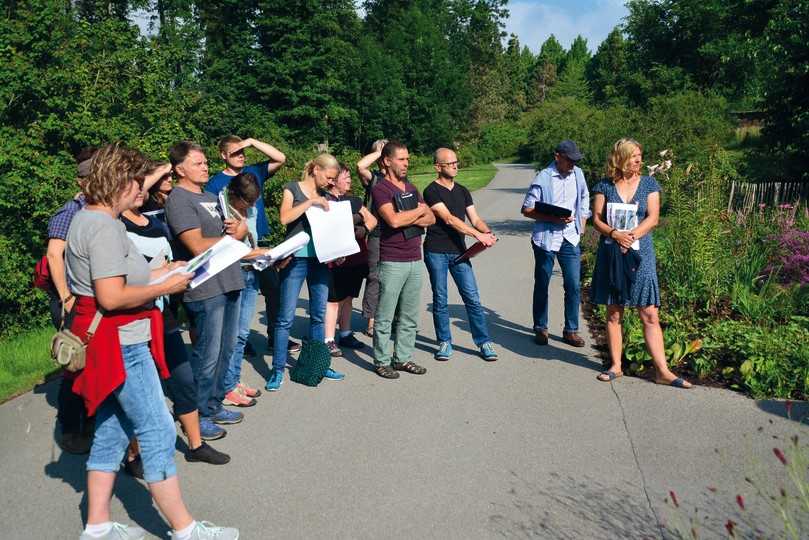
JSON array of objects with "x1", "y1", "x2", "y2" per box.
[{"x1": 41, "y1": 134, "x2": 689, "y2": 539}]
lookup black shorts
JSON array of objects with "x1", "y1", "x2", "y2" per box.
[{"x1": 328, "y1": 265, "x2": 369, "y2": 302}]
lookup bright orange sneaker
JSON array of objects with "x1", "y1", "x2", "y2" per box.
[
  {"x1": 237, "y1": 381, "x2": 262, "y2": 398},
  {"x1": 223, "y1": 389, "x2": 256, "y2": 407}
]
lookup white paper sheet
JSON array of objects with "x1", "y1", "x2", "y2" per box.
[
  {"x1": 149, "y1": 236, "x2": 250, "y2": 288},
  {"x1": 305, "y1": 200, "x2": 360, "y2": 263},
  {"x1": 606, "y1": 202, "x2": 640, "y2": 250},
  {"x1": 250, "y1": 232, "x2": 310, "y2": 271}
]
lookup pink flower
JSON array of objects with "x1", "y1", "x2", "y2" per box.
[{"x1": 669, "y1": 490, "x2": 679, "y2": 508}]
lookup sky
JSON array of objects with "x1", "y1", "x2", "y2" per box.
[{"x1": 503, "y1": 0, "x2": 629, "y2": 53}]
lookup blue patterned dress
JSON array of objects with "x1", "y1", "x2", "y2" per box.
[{"x1": 590, "y1": 176, "x2": 661, "y2": 307}]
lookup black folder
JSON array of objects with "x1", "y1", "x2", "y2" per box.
[
  {"x1": 394, "y1": 191, "x2": 425, "y2": 239},
  {"x1": 534, "y1": 201, "x2": 572, "y2": 218}
]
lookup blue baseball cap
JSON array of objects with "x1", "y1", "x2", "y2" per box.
[{"x1": 555, "y1": 140, "x2": 583, "y2": 162}]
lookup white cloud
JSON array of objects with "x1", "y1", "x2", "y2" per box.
[{"x1": 504, "y1": 0, "x2": 628, "y2": 53}]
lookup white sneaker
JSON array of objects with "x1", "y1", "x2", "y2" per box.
[
  {"x1": 79, "y1": 523, "x2": 146, "y2": 540},
  {"x1": 170, "y1": 521, "x2": 239, "y2": 540}
]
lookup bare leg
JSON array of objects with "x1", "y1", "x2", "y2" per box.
[
  {"x1": 637, "y1": 306, "x2": 691, "y2": 387},
  {"x1": 325, "y1": 301, "x2": 340, "y2": 341},
  {"x1": 148, "y1": 476, "x2": 194, "y2": 531},
  {"x1": 87, "y1": 471, "x2": 116, "y2": 524},
  {"x1": 598, "y1": 305, "x2": 624, "y2": 380},
  {"x1": 338, "y1": 298, "x2": 353, "y2": 332},
  {"x1": 178, "y1": 410, "x2": 202, "y2": 450}
]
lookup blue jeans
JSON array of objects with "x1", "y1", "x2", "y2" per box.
[
  {"x1": 424, "y1": 251, "x2": 491, "y2": 346},
  {"x1": 223, "y1": 268, "x2": 259, "y2": 393},
  {"x1": 87, "y1": 343, "x2": 177, "y2": 483},
  {"x1": 532, "y1": 239, "x2": 581, "y2": 332},
  {"x1": 273, "y1": 257, "x2": 329, "y2": 372},
  {"x1": 184, "y1": 290, "x2": 241, "y2": 418}
]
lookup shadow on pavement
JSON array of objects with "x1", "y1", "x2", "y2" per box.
[
  {"x1": 487, "y1": 470, "x2": 664, "y2": 539},
  {"x1": 488, "y1": 219, "x2": 534, "y2": 237},
  {"x1": 755, "y1": 399, "x2": 809, "y2": 425},
  {"x1": 421, "y1": 303, "x2": 601, "y2": 372},
  {"x1": 44, "y1": 451, "x2": 171, "y2": 538}
]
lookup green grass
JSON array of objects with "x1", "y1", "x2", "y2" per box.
[
  {"x1": 409, "y1": 163, "x2": 498, "y2": 192},
  {"x1": 0, "y1": 327, "x2": 58, "y2": 403}
]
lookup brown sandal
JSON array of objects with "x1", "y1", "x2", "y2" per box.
[
  {"x1": 375, "y1": 365, "x2": 400, "y2": 379},
  {"x1": 392, "y1": 361, "x2": 427, "y2": 375}
]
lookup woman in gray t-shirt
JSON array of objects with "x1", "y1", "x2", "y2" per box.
[{"x1": 66, "y1": 144, "x2": 238, "y2": 540}]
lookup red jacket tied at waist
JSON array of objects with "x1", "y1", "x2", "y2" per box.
[{"x1": 70, "y1": 295, "x2": 167, "y2": 416}]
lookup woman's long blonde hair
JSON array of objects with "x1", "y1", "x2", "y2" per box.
[
  {"x1": 606, "y1": 138, "x2": 643, "y2": 182},
  {"x1": 300, "y1": 153, "x2": 339, "y2": 183}
]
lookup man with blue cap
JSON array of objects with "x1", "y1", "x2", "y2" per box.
[{"x1": 521, "y1": 140, "x2": 591, "y2": 347}]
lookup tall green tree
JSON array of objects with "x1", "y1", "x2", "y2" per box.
[
  {"x1": 586, "y1": 27, "x2": 629, "y2": 105},
  {"x1": 254, "y1": 0, "x2": 362, "y2": 145},
  {"x1": 762, "y1": 0, "x2": 809, "y2": 179}
]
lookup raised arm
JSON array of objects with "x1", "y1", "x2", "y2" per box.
[
  {"x1": 356, "y1": 150, "x2": 382, "y2": 185},
  {"x1": 236, "y1": 138, "x2": 286, "y2": 175}
]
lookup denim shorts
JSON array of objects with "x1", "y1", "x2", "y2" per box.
[{"x1": 86, "y1": 342, "x2": 177, "y2": 483}]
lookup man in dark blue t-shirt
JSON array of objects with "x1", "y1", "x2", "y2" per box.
[{"x1": 207, "y1": 135, "x2": 300, "y2": 355}]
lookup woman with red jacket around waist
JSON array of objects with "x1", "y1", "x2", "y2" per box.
[{"x1": 66, "y1": 143, "x2": 238, "y2": 540}]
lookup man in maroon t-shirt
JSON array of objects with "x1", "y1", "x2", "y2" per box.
[{"x1": 371, "y1": 141, "x2": 435, "y2": 379}]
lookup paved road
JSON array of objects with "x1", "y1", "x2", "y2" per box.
[{"x1": 1, "y1": 164, "x2": 807, "y2": 539}]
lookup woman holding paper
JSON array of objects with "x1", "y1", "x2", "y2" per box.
[
  {"x1": 590, "y1": 138, "x2": 691, "y2": 389},
  {"x1": 324, "y1": 165, "x2": 378, "y2": 357},
  {"x1": 66, "y1": 143, "x2": 239, "y2": 540},
  {"x1": 267, "y1": 153, "x2": 346, "y2": 391}
]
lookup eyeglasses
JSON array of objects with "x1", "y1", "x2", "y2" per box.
[{"x1": 438, "y1": 161, "x2": 459, "y2": 167}]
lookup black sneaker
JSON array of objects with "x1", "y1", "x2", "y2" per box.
[
  {"x1": 326, "y1": 340, "x2": 343, "y2": 357},
  {"x1": 185, "y1": 442, "x2": 231, "y2": 465},
  {"x1": 338, "y1": 333, "x2": 365, "y2": 350},
  {"x1": 122, "y1": 455, "x2": 144, "y2": 479}
]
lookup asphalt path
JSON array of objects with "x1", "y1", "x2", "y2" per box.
[{"x1": 1, "y1": 164, "x2": 807, "y2": 539}]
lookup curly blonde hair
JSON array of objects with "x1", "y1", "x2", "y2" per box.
[
  {"x1": 606, "y1": 138, "x2": 643, "y2": 182},
  {"x1": 300, "y1": 153, "x2": 339, "y2": 183},
  {"x1": 83, "y1": 143, "x2": 143, "y2": 206}
]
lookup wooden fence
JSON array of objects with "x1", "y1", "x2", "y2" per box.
[{"x1": 727, "y1": 180, "x2": 809, "y2": 212}]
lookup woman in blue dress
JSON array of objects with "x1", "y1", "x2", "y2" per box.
[{"x1": 590, "y1": 138, "x2": 691, "y2": 388}]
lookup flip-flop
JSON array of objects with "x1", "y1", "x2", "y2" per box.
[
  {"x1": 597, "y1": 370, "x2": 621, "y2": 382},
  {"x1": 657, "y1": 377, "x2": 691, "y2": 389}
]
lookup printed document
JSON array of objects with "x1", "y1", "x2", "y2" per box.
[
  {"x1": 606, "y1": 202, "x2": 640, "y2": 250},
  {"x1": 149, "y1": 236, "x2": 250, "y2": 288},
  {"x1": 305, "y1": 200, "x2": 360, "y2": 263},
  {"x1": 250, "y1": 232, "x2": 310, "y2": 271}
]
